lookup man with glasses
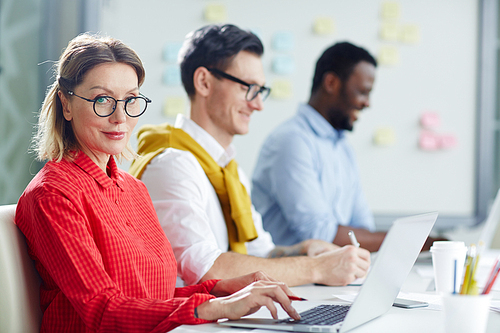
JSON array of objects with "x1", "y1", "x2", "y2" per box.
[{"x1": 129, "y1": 25, "x2": 370, "y2": 287}]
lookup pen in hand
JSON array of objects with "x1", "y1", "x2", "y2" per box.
[
  {"x1": 288, "y1": 295, "x2": 308, "y2": 301},
  {"x1": 348, "y1": 230, "x2": 360, "y2": 248}
]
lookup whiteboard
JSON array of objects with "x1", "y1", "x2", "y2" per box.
[{"x1": 100, "y1": 0, "x2": 478, "y2": 220}]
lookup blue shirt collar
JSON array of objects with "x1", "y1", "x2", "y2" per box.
[{"x1": 297, "y1": 104, "x2": 344, "y2": 143}]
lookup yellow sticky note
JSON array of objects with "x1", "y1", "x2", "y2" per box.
[
  {"x1": 204, "y1": 4, "x2": 227, "y2": 22},
  {"x1": 399, "y1": 24, "x2": 421, "y2": 44},
  {"x1": 378, "y1": 46, "x2": 400, "y2": 66},
  {"x1": 381, "y1": 2, "x2": 401, "y2": 20},
  {"x1": 313, "y1": 17, "x2": 335, "y2": 35},
  {"x1": 163, "y1": 97, "x2": 185, "y2": 118},
  {"x1": 380, "y1": 22, "x2": 399, "y2": 41},
  {"x1": 373, "y1": 127, "x2": 396, "y2": 146},
  {"x1": 271, "y1": 80, "x2": 292, "y2": 100}
]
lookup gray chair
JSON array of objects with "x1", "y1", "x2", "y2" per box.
[{"x1": 0, "y1": 204, "x2": 42, "y2": 333}]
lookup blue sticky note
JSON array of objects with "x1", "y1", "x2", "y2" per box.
[
  {"x1": 272, "y1": 31, "x2": 294, "y2": 52},
  {"x1": 163, "y1": 65, "x2": 181, "y2": 86},
  {"x1": 163, "y1": 42, "x2": 183, "y2": 63},
  {"x1": 272, "y1": 55, "x2": 295, "y2": 75}
]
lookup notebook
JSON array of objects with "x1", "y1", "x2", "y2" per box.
[{"x1": 219, "y1": 212, "x2": 438, "y2": 333}]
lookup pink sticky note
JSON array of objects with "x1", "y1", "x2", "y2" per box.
[
  {"x1": 420, "y1": 112, "x2": 441, "y2": 129},
  {"x1": 439, "y1": 134, "x2": 458, "y2": 149},
  {"x1": 419, "y1": 131, "x2": 439, "y2": 151}
]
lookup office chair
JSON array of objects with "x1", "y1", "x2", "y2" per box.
[{"x1": 0, "y1": 204, "x2": 42, "y2": 333}]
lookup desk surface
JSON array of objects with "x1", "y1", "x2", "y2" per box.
[{"x1": 171, "y1": 263, "x2": 500, "y2": 333}]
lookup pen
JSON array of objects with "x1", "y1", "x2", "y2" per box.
[
  {"x1": 288, "y1": 295, "x2": 308, "y2": 301},
  {"x1": 482, "y1": 257, "x2": 500, "y2": 294},
  {"x1": 460, "y1": 245, "x2": 474, "y2": 294},
  {"x1": 453, "y1": 259, "x2": 457, "y2": 294},
  {"x1": 348, "y1": 230, "x2": 360, "y2": 248}
]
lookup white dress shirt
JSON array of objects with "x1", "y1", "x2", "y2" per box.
[{"x1": 141, "y1": 114, "x2": 275, "y2": 286}]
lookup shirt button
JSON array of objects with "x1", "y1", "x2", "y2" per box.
[
  {"x1": 126, "y1": 221, "x2": 131, "y2": 226},
  {"x1": 115, "y1": 200, "x2": 119, "y2": 204}
]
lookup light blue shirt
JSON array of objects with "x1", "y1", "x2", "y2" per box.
[{"x1": 252, "y1": 104, "x2": 375, "y2": 246}]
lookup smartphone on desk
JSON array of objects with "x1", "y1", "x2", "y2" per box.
[{"x1": 393, "y1": 298, "x2": 429, "y2": 309}]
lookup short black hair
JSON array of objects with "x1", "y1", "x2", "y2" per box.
[
  {"x1": 311, "y1": 42, "x2": 377, "y2": 93},
  {"x1": 179, "y1": 24, "x2": 264, "y2": 98}
]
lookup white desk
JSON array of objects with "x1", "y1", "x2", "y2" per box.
[{"x1": 171, "y1": 263, "x2": 500, "y2": 333}]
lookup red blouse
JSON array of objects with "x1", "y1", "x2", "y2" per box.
[{"x1": 16, "y1": 152, "x2": 218, "y2": 332}]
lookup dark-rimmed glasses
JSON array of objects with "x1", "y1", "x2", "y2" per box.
[
  {"x1": 206, "y1": 67, "x2": 271, "y2": 102},
  {"x1": 67, "y1": 91, "x2": 152, "y2": 118}
]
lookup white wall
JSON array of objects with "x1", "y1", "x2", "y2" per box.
[{"x1": 100, "y1": 0, "x2": 478, "y2": 218}]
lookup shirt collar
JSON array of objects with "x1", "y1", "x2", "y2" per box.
[
  {"x1": 72, "y1": 151, "x2": 125, "y2": 190},
  {"x1": 174, "y1": 114, "x2": 236, "y2": 167},
  {"x1": 298, "y1": 103, "x2": 344, "y2": 143}
]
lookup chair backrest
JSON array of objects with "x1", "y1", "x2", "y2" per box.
[{"x1": 0, "y1": 204, "x2": 42, "y2": 333}]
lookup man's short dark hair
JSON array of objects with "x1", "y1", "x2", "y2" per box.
[
  {"x1": 179, "y1": 24, "x2": 264, "y2": 98},
  {"x1": 311, "y1": 42, "x2": 377, "y2": 93}
]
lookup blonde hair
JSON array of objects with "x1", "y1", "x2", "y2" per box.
[{"x1": 33, "y1": 33, "x2": 145, "y2": 162}]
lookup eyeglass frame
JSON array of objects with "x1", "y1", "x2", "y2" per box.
[
  {"x1": 206, "y1": 67, "x2": 271, "y2": 102},
  {"x1": 66, "y1": 91, "x2": 152, "y2": 118}
]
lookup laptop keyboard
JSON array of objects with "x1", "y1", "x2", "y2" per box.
[{"x1": 278, "y1": 304, "x2": 351, "y2": 326}]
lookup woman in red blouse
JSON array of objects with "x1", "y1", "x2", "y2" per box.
[{"x1": 15, "y1": 33, "x2": 300, "y2": 333}]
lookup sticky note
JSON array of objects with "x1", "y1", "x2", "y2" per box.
[
  {"x1": 381, "y1": 2, "x2": 401, "y2": 20},
  {"x1": 204, "y1": 4, "x2": 227, "y2": 22},
  {"x1": 272, "y1": 55, "x2": 295, "y2": 75},
  {"x1": 378, "y1": 46, "x2": 399, "y2": 66},
  {"x1": 420, "y1": 112, "x2": 441, "y2": 129},
  {"x1": 419, "y1": 131, "x2": 439, "y2": 151},
  {"x1": 271, "y1": 80, "x2": 292, "y2": 99},
  {"x1": 163, "y1": 96, "x2": 185, "y2": 118},
  {"x1": 162, "y1": 65, "x2": 181, "y2": 86},
  {"x1": 373, "y1": 127, "x2": 396, "y2": 146},
  {"x1": 272, "y1": 32, "x2": 294, "y2": 52},
  {"x1": 313, "y1": 17, "x2": 335, "y2": 35},
  {"x1": 380, "y1": 22, "x2": 399, "y2": 41},
  {"x1": 439, "y1": 134, "x2": 458, "y2": 149},
  {"x1": 400, "y1": 24, "x2": 421, "y2": 44},
  {"x1": 163, "y1": 42, "x2": 183, "y2": 63}
]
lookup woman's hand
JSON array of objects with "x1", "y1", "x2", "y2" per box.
[
  {"x1": 211, "y1": 271, "x2": 287, "y2": 297},
  {"x1": 197, "y1": 279, "x2": 301, "y2": 321}
]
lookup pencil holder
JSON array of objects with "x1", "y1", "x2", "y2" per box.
[{"x1": 442, "y1": 293, "x2": 491, "y2": 333}]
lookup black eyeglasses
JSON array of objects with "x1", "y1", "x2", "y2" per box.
[
  {"x1": 67, "y1": 91, "x2": 152, "y2": 118},
  {"x1": 206, "y1": 67, "x2": 271, "y2": 101}
]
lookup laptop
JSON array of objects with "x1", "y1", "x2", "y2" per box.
[
  {"x1": 219, "y1": 212, "x2": 438, "y2": 333},
  {"x1": 437, "y1": 187, "x2": 500, "y2": 250},
  {"x1": 479, "y1": 188, "x2": 500, "y2": 249}
]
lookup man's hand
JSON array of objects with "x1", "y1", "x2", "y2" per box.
[
  {"x1": 312, "y1": 245, "x2": 371, "y2": 286},
  {"x1": 301, "y1": 239, "x2": 340, "y2": 257}
]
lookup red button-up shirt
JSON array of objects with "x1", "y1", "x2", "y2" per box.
[{"x1": 16, "y1": 152, "x2": 218, "y2": 332}]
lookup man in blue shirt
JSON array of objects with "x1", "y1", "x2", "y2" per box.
[{"x1": 252, "y1": 42, "x2": 386, "y2": 252}]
